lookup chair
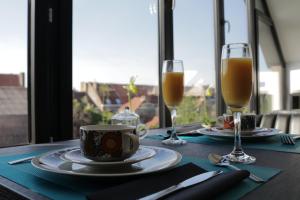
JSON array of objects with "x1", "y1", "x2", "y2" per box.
[
  {"x1": 274, "y1": 113, "x2": 290, "y2": 133},
  {"x1": 289, "y1": 114, "x2": 300, "y2": 135},
  {"x1": 259, "y1": 114, "x2": 276, "y2": 129}
]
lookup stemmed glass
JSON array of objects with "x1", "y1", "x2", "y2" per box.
[
  {"x1": 162, "y1": 60, "x2": 186, "y2": 145},
  {"x1": 221, "y1": 43, "x2": 256, "y2": 164}
]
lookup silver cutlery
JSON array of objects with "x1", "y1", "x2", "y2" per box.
[
  {"x1": 8, "y1": 156, "x2": 35, "y2": 165},
  {"x1": 160, "y1": 129, "x2": 203, "y2": 139},
  {"x1": 138, "y1": 170, "x2": 223, "y2": 200},
  {"x1": 280, "y1": 134, "x2": 300, "y2": 145},
  {"x1": 208, "y1": 153, "x2": 265, "y2": 183}
]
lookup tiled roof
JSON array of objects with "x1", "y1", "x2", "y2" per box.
[
  {"x1": 0, "y1": 87, "x2": 27, "y2": 115},
  {"x1": 0, "y1": 74, "x2": 22, "y2": 87},
  {"x1": 81, "y1": 82, "x2": 158, "y2": 105},
  {"x1": 119, "y1": 96, "x2": 146, "y2": 112},
  {"x1": 146, "y1": 116, "x2": 159, "y2": 128}
]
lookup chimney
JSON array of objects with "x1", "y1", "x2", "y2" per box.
[
  {"x1": 19, "y1": 73, "x2": 25, "y2": 87},
  {"x1": 80, "y1": 82, "x2": 87, "y2": 92},
  {"x1": 93, "y1": 82, "x2": 97, "y2": 90}
]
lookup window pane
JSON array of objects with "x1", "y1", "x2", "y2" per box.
[
  {"x1": 290, "y1": 69, "x2": 300, "y2": 109},
  {"x1": 258, "y1": 20, "x2": 282, "y2": 113},
  {"x1": 224, "y1": 0, "x2": 248, "y2": 44},
  {"x1": 173, "y1": 0, "x2": 216, "y2": 126},
  {"x1": 73, "y1": 0, "x2": 159, "y2": 137},
  {"x1": 224, "y1": 0, "x2": 252, "y2": 113},
  {"x1": 0, "y1": 1, "x2": 28, "y2": 146}
]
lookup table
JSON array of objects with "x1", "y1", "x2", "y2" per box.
[{"x1": 1, "y1": 131, "x2": 300, "y2": 200}]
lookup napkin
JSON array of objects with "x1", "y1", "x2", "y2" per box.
[{"x1": 86, "y1": 163, "x2": 249, "y2": 200}]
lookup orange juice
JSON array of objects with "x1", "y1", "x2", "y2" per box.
[
  {"x1": 221, "y1": 58, "x2": 252, "y2": 110},
  {"x1": 162, "y1": 72, "x2": 184, "y2": 107}
]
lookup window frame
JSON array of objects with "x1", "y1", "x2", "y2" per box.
[
  {"x1": 213, "y1": 0, "x2": 226, "y2": 116},
  {"x1": 254, "y1": 0, "x2": 287, "y2": 113},
  {"x1": 28, "y1": 0, "x2": 33, "y2": 144},
  {"x1": 30, "y1": 0, "x2": 73, "y2": 143},
  {"x1": 29, "y1": 0, "x2": 289, "y2": 142},
  {"x1": 158, "y1": 0, "x2": 173, "y2": 127}
]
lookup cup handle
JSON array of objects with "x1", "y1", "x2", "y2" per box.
[
  {"x1": 125, "y1": 133, "x2": 139, "y2": 154},
  {"x1": 136, "y1": 124, "x2": 148, "y2": 139}
]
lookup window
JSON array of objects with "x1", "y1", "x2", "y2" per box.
[
  {"x1": 73, "y1": 0, "x2": 159, "y2": 137},
  {"x1": 257, "y1": 20, "x2": 282, "y2": 113},
  {"x1": 0, "y1": 1, "x2": 28, "y2": 146},
  {"x1": 224, "y1": 0, "x2": 253, "y2": 112},
  {"x1": 224, "y1": 0, "x2": 248, "y2": 44},
  {"x1": 289, "y1": 69, "x2": 300, "y2": 109},
  {"x1": 173, "y1": 0, "x2": 216, "y2": 126}
]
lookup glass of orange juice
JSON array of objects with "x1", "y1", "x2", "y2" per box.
[
  {"x1": 162, "y1": 60, "x2": 186, "y2": 145},
  {"x1": 221, "y1": 43, "x2": 255, "y2": 164}
]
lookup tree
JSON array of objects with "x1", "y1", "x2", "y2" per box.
[
  {"x1": 73, "y1": 97, "x2": 93, "y2": 137},
  {"x1": 136, "y1": 102, "x2": 156, "y2": 123},
  {"x1": 72, "y1": 96, "x2": 114, "y2": 138},
  {"x1": 177, "y1": 96, "x2": 202, "y2": 124},
  {"x1": 123, "y1": 76, "x2": 138, "y2": 111},
  {"x1": 176, "y1": 95, "x2": 216, "y2": 126}
]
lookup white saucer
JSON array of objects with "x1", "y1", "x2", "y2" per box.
[
  {"x1": 60, "y1": 146, "x2": 156, "y2": 166},
  {"x1": 31, "y1": 146, "x2": 182, "y2": 177},
  {"x1": 198, "y1": 128, "x2": 280, "y2": 140},
  {"x1": 211, "y1": 127, "x2": 267, "y2": 135}
]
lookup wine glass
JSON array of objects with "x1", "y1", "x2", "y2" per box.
[
  {"x1": 221, "y1": 43, "x2": 255, "y2": 164},
  {"x1": 162, "y1": 60, "x2": 186, "y2": 145}
]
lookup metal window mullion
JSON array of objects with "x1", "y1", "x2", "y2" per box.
[
  {"x1": 256, "y1": 9, "x2": 273, "y2": 26},
  {"x1": 213, "y1": 0, "x2": 226, "y2": 116},
  {"x1": 246, "y1": 0, "x2": 259, "y2": 113},
  {"x1": 29, "y1": 0, "x2": 35, "y2": 143},
  {"x1": 32, "y1": 0, "x2": 72, "y2": 143},
  {"x1": 158, "y1": 0, "x2": 173, "y2": 128}
]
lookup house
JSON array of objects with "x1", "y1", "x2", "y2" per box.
[
  {"x1": 76, "y1": 82, "x2": 159, "y2": 127},
  {"x1": 0, "y1": 73, "x2": 28, "y2": 147}
]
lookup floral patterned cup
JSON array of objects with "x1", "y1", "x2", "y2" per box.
[
  {"x1": 223, "y1": 114, "x2": 256, "y2": 131},
  {"x1": 80, "y1": 125, "x2": 139, "y2": 161}
]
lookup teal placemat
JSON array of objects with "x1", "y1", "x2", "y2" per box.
[
  {"x1": 0, "y1": 149, "x2": 280, "y2": 200},
  {"x1": 148, "y1": 134, "x2": 300, "y2": 154}
]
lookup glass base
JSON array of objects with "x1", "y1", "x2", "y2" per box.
[
  {"x1": 162, "y1": 137, "x2": 187, "y2": 145},
  {"x1": 224, "y1": 151, "x2": 256, "y2": 164}
]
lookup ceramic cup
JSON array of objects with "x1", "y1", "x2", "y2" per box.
[
  {"x1": 80, "y1": 125, "x2": 139, "y2": 162},
  {"x1": 223, "y1": 114, "x2": 256, "y2": 131}
]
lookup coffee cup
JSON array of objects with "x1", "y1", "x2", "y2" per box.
[
  {"x1": 80, "y1": 125, "x2": 139, "y2": 162},
  {"x1": 222, "y1": 114, "x2": 256, "y2": 131}
]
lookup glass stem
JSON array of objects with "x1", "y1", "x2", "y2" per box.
[
  {"x1": 233, "y1": 112, "x2": 243, "y2": 155},
  {"x1": 170, "y1": 107, "x2": 179, "y2": 140}
]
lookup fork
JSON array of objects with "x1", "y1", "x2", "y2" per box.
[
  {"x1": 280, "y1": 134, "x2": 300, "y2": 145},
  {"x1": 8, "y1": 156, "x2": 35, "y2": 165}
]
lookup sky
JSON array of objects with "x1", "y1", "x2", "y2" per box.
[
  {"x1": 0, "y1": 0, "x2": 248, "y2": 90},
  {"x1": 0, "y1": 0, "x2": 27, "y2": 82}
]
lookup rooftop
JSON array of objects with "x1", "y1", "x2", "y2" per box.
[{"x1": 0, "y1": 87, "x2": 27, "y2": 115}]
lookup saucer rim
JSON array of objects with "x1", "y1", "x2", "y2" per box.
[
  {"x1": 31, "y1": 146, "x2": 182, "y2": 177},
  {"x1": 60, "y1": 146, "x2": 156, "y2": 166}
]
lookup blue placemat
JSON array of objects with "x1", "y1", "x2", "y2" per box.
[
  {"x1": 148, "y1": 134, "x2": 300, "y2": 154},
  {"x1": 0, "y1": 149, "x2": 280, "y2": 200}
]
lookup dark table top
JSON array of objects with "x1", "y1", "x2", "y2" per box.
[{"x1": 1, "y1": 131, "x2": 300, "y2": 200}]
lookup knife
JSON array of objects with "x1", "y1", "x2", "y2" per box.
[{"x1": 139, "y1": 170, "x2": 223, "y2": 200}]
